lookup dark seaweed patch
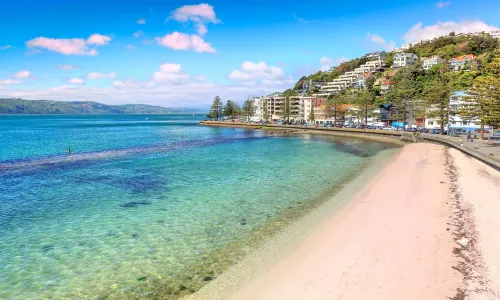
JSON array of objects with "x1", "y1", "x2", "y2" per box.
[{"x1": 119, "y1": 201, "x2": 150, "y2": 208}]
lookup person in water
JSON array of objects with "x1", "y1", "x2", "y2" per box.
[{"x1": 68, "y1": 147, "x2": 71, "y2": 155}]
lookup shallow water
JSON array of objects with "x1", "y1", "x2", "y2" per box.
[{"x1": 0, "y1": 115, "x2": 397, "y2": 299}]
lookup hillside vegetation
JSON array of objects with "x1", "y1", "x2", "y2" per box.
[
  {"x1": 288, "y1": 33, "x2": 499, "y2": 95},
  {"x1": 0, "y1": 99, "x2": 174, "y2": 114}
]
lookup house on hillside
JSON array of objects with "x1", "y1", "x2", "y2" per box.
[
  {"x1": 381, "y1": 80, "x2": 391, "y2": 94},
  {"x1": 364, "y1": 51, "x2": 387, "y2": 61},
  {"x1": 355, "y1": 73, "x2": 373, "y2": 89},
  {"x1": 490, "y1": 30, "x2": 500, "y2": 39},
  {"x1": 449, "y1": 54, "x2": 478, "y2": 71},
  {"x1": 423, "y1": 56, "x2": 446, "y2": 70},
  {"x1": 393, "y1": 53, "x2": 418, "y2": 68}
]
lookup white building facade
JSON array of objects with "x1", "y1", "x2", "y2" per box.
[
  {"x1": 393, "y1": 53, "x2": 418, "y2": 68},
  {"x1": 423, "y1": 56, "x2": 446, "y2": 70}
]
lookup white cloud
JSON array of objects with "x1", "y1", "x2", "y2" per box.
[
  {"x1": 126, "y1": 45, "x2": 136, "y2": 50},
  {"x1": 366, "y1": 33, "x2": 396, "y2": 51},
  {"x1": 1, "y1": 45, "x2": 11, "y2": 50},
  {"x1": 168, "y1": 3, "x2": 219, "y2": 36},
  {"x1": 59, "y1": 65, "x2": 78, "y2": 70},
  {"x1": 137, "y1": 19, "x2": 146, "y2": 24},
  {"x1": 155, "y1": 32, "x2": 216, "y2": 53},
  {"x1": 403, "y1": 20, "x2": 500, "y2": 43},
  {"x1": 13, "y1": 71, "x2": 31, "y2": 78},
  {"x1": 87, "y1": 72, "x2": 116, "y2": 79},
  {"x1": 0, "y1": 79, "x2": 21, "y2": 85},
  {"x1": 68, "y1": 78, "x2": 85, "y2": 85},
  {"x1": 152, "y1": 63, "x2": 190, "y2": 84},
  {"x1": 0, "y1": 85, "x2": 6, "y2": 90},
  {"x1": 228, "y1": 62, "x2": 284, "y2": 82},
  {"x1": 26, "y1": 34, "x2": 111, "y2": 55},
  {"x1": 86, "y1": 34, "x2": 111, "y2": 45},
  {"x1": 436, "y1": 1, "x2": 451, "y2": 8},
  {"x1": 319, "y1": 56, "x2": 349, "y2": 71},
  {"x1": 195, "y1": 75, "x2": 207, "y2": 82},
  {"x1": 133, "y1": 31, "x2": 144, "y2": 38},
  {"x1": 6, "y1": 71, "x2": 295, "y2": 107}
]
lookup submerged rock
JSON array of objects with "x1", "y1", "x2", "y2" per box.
[
  {"x1": 41, "y1": 244, "x2": 54, "y2": 252},
  {"x1": 119, "y1": 201, "x2": 150, "y2": 208}
]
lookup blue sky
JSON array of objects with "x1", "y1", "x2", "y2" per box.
[{"x1": 1, "y1": 0, "x2": 499, "y2": 107}]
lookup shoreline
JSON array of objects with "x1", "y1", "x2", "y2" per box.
[
  {"x1": 185, "y1": 145, "x2": 402, "y2": 300},
  {"x1": 201, "y1": 121, "x2": 500, "y2": 170},
  {"x1": 186, "y1": 142, "x2": 500, "y2": 300}
]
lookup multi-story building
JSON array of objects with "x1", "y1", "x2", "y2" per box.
[
  {"x1": 424, "y1": 91, "x2": 481, "y2": 130},
  {"x1": 392, "y1": 52, "x2": 419, "y2": 68},
  {"x1": 490, "y1": 30, "x2": 500, "y2": 39},
  {"x1": 252, "y1": 95, "x2": 320, "y2": 123},
  {"x1": 449, "y1": 54, "x2": 478, "y2": 71},
  {"x1": 364, "y1": 51, "x2": 387, "y2": 61},
  {"x1": 317, "y1": 60, "x2": 384, "y2": 96},
  {"x1": 423, "y1": 56, "x2": 446, "y2": 70}
]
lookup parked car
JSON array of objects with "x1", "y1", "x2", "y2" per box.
[
  {"x1": 335, "y1": 124, "x2": 343, "y2": 128},
  {"x1": 493, "y1": 130, "x2": 500, "y2": 136},
  {"x1": 475, "y1": 129, "x2": 489, "y2": 133},
  {"x1": 431, "y1": 128, "x2": 441, "y2": 134}
]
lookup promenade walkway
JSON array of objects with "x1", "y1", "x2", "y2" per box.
[{"x1": 199, "y1": 121, "x2": 500, "y2": 170}]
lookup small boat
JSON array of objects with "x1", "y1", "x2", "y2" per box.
[{"x1": 145, "y1": 117, "x2": 148, "y2": 120}]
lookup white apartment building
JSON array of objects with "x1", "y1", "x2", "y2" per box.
[
  {"x1": 490, "y1": 30, "x2": 500, "y2": 39},
  {"x1": 393, "y1": 53, "x2": 418, "y2": 68},
  {"x1": 423, "y1": 56, "x2": 446, "y2": 70},
  {"x1": 317, "y1": 60, "x2": 383, "y2": 96},
  {"x1": 251, "y1": 95, "x2": 315, "y2": 123},
  {"x1": 425, "y1": 91, "x2": 483, "y2": 129}
]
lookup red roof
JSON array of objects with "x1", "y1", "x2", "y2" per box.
[
  {"x1": 383, "y1": 80, "x2": 391, "y2": 85},
  {"x1": 452, "y1": 54, "x2": 478, "y2": 61}
]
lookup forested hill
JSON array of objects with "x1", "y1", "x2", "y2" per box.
[
  {"x1": 0, "y1": 99, "x2": 180, "y2": 114},
  {"x1": 287, "y1": 32, "x2": 499, "y2": 95}
]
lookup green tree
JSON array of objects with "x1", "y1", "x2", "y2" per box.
[
  {"x1": 309, "y1": 107, "x2": 315, "y2": 123},
  {"x1": 279, "y1": 97, "x2": 291, "y2": 122},
  {"x1": 263, "y1": 103, "x2": 269, "y2": 122},
  {"x1": 461, "y1": 76, "x2": 500, "y2": 139},
  {"x1": 325, "y1": 93, "x2": 345, "y2": 125},
  {"x1": 209, "y1": 96, "x2": 223, "y2": 121},
  {"x1": 365, "y1": 76, "x2": 376, "y2": 92},
  {"x1": 356, "y1": 91, "x2": 375, "y2": 126},
  {"x1": 424, "y1": 67, "x2": 451, "y2": 134},
  {"x1": 242, "y1": 99, "x2": 255, "y2": 122},
  {"x1": 386, "y1": 66, "x2": 420, "y2": 127},
  {"x1": 223, "y1": 100, "x2": 236, "y2": 118},
  {"x1": 460, "y1": 75, "x2": 500, "y2": 139}
]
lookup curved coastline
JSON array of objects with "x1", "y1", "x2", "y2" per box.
[{"x1": 184, "y1": 144, "x2": 401, "y2": 299}]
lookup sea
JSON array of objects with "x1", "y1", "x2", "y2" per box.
[{"x1": 0, "y1": 114, "x2": 398, "y2": 299}]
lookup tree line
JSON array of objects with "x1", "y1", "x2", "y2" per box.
[{"x1": 207, "y1": 96, "x2": 256, "y2": 121}]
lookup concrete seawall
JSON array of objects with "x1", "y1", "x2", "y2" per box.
[{"x1": 199, "y1": 121, "x2": 500, "y2": 171}]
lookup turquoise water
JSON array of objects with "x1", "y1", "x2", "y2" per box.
[{"x1": 0, "y1": 115, "x2": 397, "y2": 299}]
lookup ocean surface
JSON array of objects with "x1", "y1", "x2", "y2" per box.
[{"x1": 0, "y1": 114, "x2": 397, "y2": 299}]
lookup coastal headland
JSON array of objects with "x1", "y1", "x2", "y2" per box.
[{"x1": 187, "y1": 122, "x2": 500, "y2": 300}]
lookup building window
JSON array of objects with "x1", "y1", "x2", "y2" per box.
[{"x1": 428, "y1": 121, "x2": 434, "y2": 125}]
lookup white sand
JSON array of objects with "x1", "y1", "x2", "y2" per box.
[
  {"x1": 449, "y1": 148, "x2": 500, "y2": 299},
  {"x1": 229, "y1": 143, "x2": 463, "y2": 300},
  {"x1": 186, "y1": 143, "x2": 500, "y2": 300}
]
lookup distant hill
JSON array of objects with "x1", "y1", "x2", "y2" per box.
[{"x1": 0, "y1": 99, "x2": 200, "y2": 114}]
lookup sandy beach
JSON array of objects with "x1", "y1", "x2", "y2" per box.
[{"x1": 188, "y1": 142, "x2": 500, "y2": 300}]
